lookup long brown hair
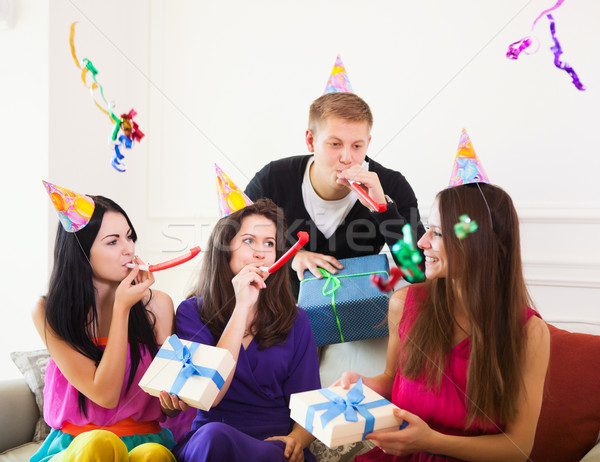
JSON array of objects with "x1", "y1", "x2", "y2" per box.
[
  {"x1": 400, "y1": 183, "x2": 533, "y2": 427},
  {"x1": 190, "y1": 198, "x2": 297, "y2": 348}
]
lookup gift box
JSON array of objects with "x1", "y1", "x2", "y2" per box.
[
  {"x1": 290, "y1": 378, "x2": 402, "y2": 448},
  {"x1": 139, "y1": 334, "x2": 235, "y2": 410},
  {"x1": 298, "y1": 255, "x2": 391, "y2": 346}
]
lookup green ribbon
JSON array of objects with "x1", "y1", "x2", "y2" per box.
[
  {"x1": 303, "y1": 267, "x2": 389, "y2": 343},
  {"x1": 82, "y1": 58, "x2": 121, "y2": 125}
]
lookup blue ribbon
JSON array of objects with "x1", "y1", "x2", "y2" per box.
[
  {"x1": 304, "y1": 378, "x2": 390, "y2": 440},
  {"x1": 156, "y1": 335, "x2": 225, "y2": 395}
]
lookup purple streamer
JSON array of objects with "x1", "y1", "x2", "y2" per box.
[{"x1": 547, "y1": 14, "x2": 585, "y2": 91}]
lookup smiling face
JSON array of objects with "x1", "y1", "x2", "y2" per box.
[
  {"x1": 89, "y1": 211, "x2": 135, "y2": 283},
  {"x1": 418, "y1": 199, "x2": 447, "y2": 280},
  {"x1": 228, "y1": 214, "x2": 277, "y2": 275},
  {"x1": 306, "y1": 117, "x2": 371, "y2": 200}
]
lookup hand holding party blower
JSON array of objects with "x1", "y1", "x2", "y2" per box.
[
  {"x1": 348, "y1": 180, "x2": 387, "y2": 213},
  {"x1": 260, "y1": 232, "x2": 309, "y2": 273},
  {"x1": 127, "y1": 246, "x2": 201, "y2": 272}
]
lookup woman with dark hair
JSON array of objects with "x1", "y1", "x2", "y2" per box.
[
  {"x1": 32, "y1": 194, "x2": 183, "y2": 461},
  {"x1": 337, "y1": 183, "x2": 550, "y2": 461},
  {"x1": 171, "y1": 198, "x2": 320, "y2": 462}
]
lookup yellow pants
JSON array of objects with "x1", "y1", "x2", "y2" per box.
[{"x1": 49, "y1": 430, "x2": 176, "y2": 462}]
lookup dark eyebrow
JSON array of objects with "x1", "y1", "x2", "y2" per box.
[
  {"x1": 101, "y1": 228, "x2": 132, "y2": 241},
  {"x1": 241, "y1": 233, "x2": 276, "y2": 240}
]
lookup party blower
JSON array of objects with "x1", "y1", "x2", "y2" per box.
[
  {"x1": 348, "y1": 180, "x2": 387, "y2": 213},
  {"x1": 260, "y1": 232, "x2": 309, "y2": 273},
  {"x1": 127, "y1": 246, "x2": 201, "y2": 272}
]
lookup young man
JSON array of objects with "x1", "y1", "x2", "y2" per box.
[{"x1": 245, "y1": 92, "x2": 424, "y2": 295}]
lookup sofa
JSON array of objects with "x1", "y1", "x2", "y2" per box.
[{"x1": 2, "y1": 322, "x2": 600, "y2": 462}]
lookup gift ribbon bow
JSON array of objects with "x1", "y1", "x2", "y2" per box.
[
  {"x1": 156, "y1": 335, "x2": 225, "y2": 395},
  {"x1": 304, "y1": 267, "x2": 389, "y2": 343},
  {"x1": 304, "y1": 378, "x2": 390, "y2": 440}
]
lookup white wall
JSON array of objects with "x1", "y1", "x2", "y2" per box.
[
  {"x1": 0, "y1": 0, "x2": 49, "y2": 379},
  {"x1": 2, "y1": 0, "x2": 599, "y2": 379}
]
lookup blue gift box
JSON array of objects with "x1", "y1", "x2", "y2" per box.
[{"x1": 298, "y1": 255, "x2": 391, "y2": 346}]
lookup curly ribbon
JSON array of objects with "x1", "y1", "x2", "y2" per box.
[
  {"x1": 506, "y1": 37, "x2": 534, "y2": 60},
  {"x1": 303, "y1": 267, "x2": 390, "y2": 344},
  {"x1": 454, "y1": 215, "x2": 478, "y2": 240},
  {"x1": 70, "y1": 22, "x2": 146, "y2": 172},
  {"x1": 304, "y1": 379, "x2": 391, "y2": 439},
  {"x1": 155, "y1": 335, "x2": 225, "y2": 395},
  {"x1": 531, "y1": 0, "x2": 566, "y2": 29},
  {"x1": 505, "y1": 0, "x2": 567, "y2": 60},
  {"x1": 547, "y1": 14, "x2": 585, "y2": 91},
  {"x1": 69, "y1": 22, "x2": 119, "y2": 124}
]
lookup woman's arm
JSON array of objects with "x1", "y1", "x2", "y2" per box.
[
  {"x1": 368, "y1": 315, "x2": 551, "y2": 462},
  {"x1": 32, "y1": 266, "x2": 155, "y2": 409},
  {"x1": 211, "y1": 265, "x2": 267, "y2": 406},
  {"x1": 335, "y1": 286, "x2": 409, "y2": 398},
  {"x1": 144, "y1": 289, "x2": 191, "y2": 415},
  {"x1": 145, "y1": 289, "x2": 175, "y2": 344}
]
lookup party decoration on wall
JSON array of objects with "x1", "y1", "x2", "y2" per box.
[
  {"x1": 371, "y1": 223, "x2": 424, "y2": 292},
  {"x1": 42, "y1": 180, "x2": 95, "y2": 232},
  {"x1": 69, "y1": 22, "x2": 145, "y2": 172},
  {"x1": 547, "y1": 14, "x2": 585, "y2": 91},
  {"x1": 454, "y1": 215, "x2": 478, "y2": 240},
  {"x1": 126, "y1": 246, "x2": 201, "y2": 272},
  {"x1": 449, "y1": 130, "x2": 489, "y2": 187},
  {"x1": 324, "y1": 55, "x2": 353, "y2": 94},
  {"x1": 259, "y1": 232, "x2": 309, "y2": 274},
  {"x1": 215, "y1": 164, "x2": 253, "y2": 218},
  {"x1": 506, "y1": 1, "x2": 585, "y2": 91}
]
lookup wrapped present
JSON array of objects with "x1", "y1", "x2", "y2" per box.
[
  {"x1": 290, "y1": 378, "x2": 403, "y2": 448},
  {"x1": 298, "y1": 255, "x2": 391, "y2": 346},
  {"x1": 139, "y1": 334, "x2": 235, "y2": 410}
]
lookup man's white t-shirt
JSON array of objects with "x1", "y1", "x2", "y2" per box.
[{"x1": 301, "y1": 157, "x2": 369, "y2": 239}]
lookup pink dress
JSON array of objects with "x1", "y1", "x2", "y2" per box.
[
  {"x1": 32, "y1": 340, "x2": 175, "y2": 462},
  {"x1": 357, "y1": 285, "x2": 540, "y2": 462}
]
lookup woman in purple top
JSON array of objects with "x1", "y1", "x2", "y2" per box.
[
  {"x1": 172, "y1": 199, "x2": 321, "y2": 462},
  {"x1": 337, "y1": 184, "x2": 550, "y2": 461}
]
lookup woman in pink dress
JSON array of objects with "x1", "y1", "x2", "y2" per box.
[
  {"x1": 32, "y1": 194, "x2": 185, "y2": 461},
  {"x1": 337, "y1": 183, "x2": 550, "y2": 461}
]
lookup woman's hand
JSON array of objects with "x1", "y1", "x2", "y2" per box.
[
  {"x1": 231, "y1": 264, "x2": 268, "y2": 309},
  {"x1": 265, "y1": 435, "x2": 304, "y2": 462},
  {"x1": 367, "y1": 408, "x2": 436, "y2": 456},
  {"x1": 331, "y1": 371, "x2": 363, "y2": 389},
  {"x1": 114, "y1": 256, "x2": 155, "y2": 314},
  {"x1": 159, "y1": 390, "x2": 189, "y2": 417}
]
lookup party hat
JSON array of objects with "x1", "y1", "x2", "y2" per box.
[
  {"x1": 42, "y1": 181, "x2": 95, "y2": 232},
  {"x1": 449, "y1": 130, "x2": 490, "y2": 186},
  {"x1": 215, "y1": 164, "x2": 253, "y2": 218},
  {"x1": 323, "y1": 55, "x2": 353, "y2": 94}
]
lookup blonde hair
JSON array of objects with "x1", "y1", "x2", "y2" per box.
[{"x1": 308, "y1": 93, "x2": 373, "y2": 134}]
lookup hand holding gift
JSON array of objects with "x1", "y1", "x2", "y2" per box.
[
  {"x1": 139, "y1": 335, "x2": 235, "y2": 410},
  {"x1": 289, "y1": 378, "x2": 404, "y2": 448}
]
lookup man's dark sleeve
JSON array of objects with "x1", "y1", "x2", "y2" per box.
[{"x1": 244, "y1": 163, "x2": 271, "y2": 201}]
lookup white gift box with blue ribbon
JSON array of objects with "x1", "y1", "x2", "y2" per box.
[
  {"x1": 139, "y1": 334, "x2": 235, "y2": 410},
  {"x1": 289, "y1": 378, "x2": 402, "y2": 448}
]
